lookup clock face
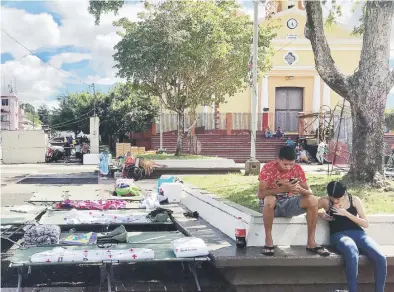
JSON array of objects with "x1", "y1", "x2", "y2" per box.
[{"x1": 287, "y1": 18, "x2": 298, "y2": 29}]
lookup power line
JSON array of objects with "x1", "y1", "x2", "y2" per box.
[
  {"x1": 50, "y1": 116, "x2": 91, "y2": 130},
  {"x1": 50, "y1": 108, "x2": 95, "y2": 128},
  {"x1": 1, "y1": 28, "x2": 91, "y2": 87}
]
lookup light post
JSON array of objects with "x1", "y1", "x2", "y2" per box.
[{"x1": 245, "y1": 0, "x2": 261, "y2": 175}]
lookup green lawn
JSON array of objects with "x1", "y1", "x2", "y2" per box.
[
  {"x1": 182, "y1": 174, "x2": 394, "y2": 214},
  {"x1": 136, "y1": 154, "x2": 215, "y2": 160}
]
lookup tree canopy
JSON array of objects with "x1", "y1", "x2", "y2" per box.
[
  {"x1": 97, "y1": 82, "x2": 158, "y2": 141},
  {"x1": 37, "y1": 105, "x2": 50, "y2": 125},
  {"x1": 89, "y1": 0, "x2": 276, "y2": 154},
  {"x1": 49, "y1": 83, "x2": 157, "y2": 144}
]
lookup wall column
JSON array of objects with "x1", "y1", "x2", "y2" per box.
[
  {"x1": 313, "y1": 75, "x2": 321, "y2": 113},
  {"x1": 203, "y1": 105, "x2": 208, "y2": 128},
  {"x1": 322, "y1": 82, "x2": 331, "y2": 107},
  {"x1": 226, "y1": 113, "x2": 232, "y2": 135},
  {"x1": 261, "y1": 76, "x2": 269, "y2": 131}
]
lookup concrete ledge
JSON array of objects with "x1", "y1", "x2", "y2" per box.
[
  {"x1": 212, "y1": 245, "x2": 394, "y2": 267},
  {"x1": 174, "y1": 193, "x2": 394, "y2": 291},
  {"x1": 181, "y1": 185, "x2": 394, "y2": 246}
]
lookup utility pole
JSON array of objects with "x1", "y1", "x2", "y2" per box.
[{"x1": 245, "y1": 0, "x2": 260, "y2": 175}]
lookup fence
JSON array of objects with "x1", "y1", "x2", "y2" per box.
[
  {"x1": 155, "y1": 112, "x2": 279, "y2": 133},
  {"x1": 156, "y1": 112, "x2": 227, "y2": 133}
]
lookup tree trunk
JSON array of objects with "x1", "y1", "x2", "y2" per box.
[
  {"x1": 304, "y1": 1, "x2": 394, "y2": 184},
  {"x1": 175, "y1": 111, "x2": 184, "y2": 156},
  {"x1": 108, "y1": 134, "x2": 113, "y2": 152},
  {"x1": 348, "y1": 100, "x2": 386, "y2": 183}
]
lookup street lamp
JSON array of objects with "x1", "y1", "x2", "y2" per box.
[{"x1": 245, "y1": 0, "x2": 261, "y2": 175}]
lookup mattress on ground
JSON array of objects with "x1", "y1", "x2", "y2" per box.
[
  {"x1": 10, "y1": 243, "x2": 208, "y2": 267},
  {"x1": 38, "y1": 209, "x2": 161, "y2": 225},
  {"x1": 1, "y1": 206, "x2": 46, "y2": 226}
]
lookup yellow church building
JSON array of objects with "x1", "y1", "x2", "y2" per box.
[{"x1": 195, "y1": 1, "x2": 361, "y2": 134}]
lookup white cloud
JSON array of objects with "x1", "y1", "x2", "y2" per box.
[
  {"x1": 1, "y1": 55, "x2": 68, "y2": 107},
  {"x1": 1, "y1": 7, "x2": 60, "y2": 59},
  {"x1": 49, "y1": 52, "x2": 92, "y2": 67},
  {"x1": 1, "y1": 1, "x2": 145, "y2": 106}
]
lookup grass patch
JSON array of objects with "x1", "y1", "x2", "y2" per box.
[
  {"x1": 136, "y1": 154, "x2": 215, "y2": 160},
  {"x1": 182, "y1": 173, "x2": 394, "y2": 214}
]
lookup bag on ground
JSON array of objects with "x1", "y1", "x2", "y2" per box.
[{"x1": 171, "y1": 237, "x2": 209, "y2": 258}]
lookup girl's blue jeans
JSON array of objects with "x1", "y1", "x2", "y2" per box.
[{"x1": 331, "y1": 230, "x2": 387, "y2": 292}]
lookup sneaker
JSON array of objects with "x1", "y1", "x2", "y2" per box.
[{"x1": 97, "y1": 225, "x2": 126, "y2": 239}]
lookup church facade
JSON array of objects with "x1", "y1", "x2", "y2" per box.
[{"x1": 195, "y1": 1, "x2": 362, "y2": 133}]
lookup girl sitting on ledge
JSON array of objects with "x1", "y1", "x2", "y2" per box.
[{"x1": 319, "y1": 181, "x2": 387, "y2": 292}]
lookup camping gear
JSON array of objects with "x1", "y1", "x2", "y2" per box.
[
  {"x1": 171, "y1": 237, "x2": 209, "y2": 258},
  {"x1": 30, "y1": 246, "x2": 155, "y2": 263},
  {"x1": 10, "y1": 231, "x2": 209, "y2": 292},
  {"x1": 23, "y1": 225, "x2": 61, "y2": 246}
]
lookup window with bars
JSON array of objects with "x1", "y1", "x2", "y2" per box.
[{"x1": 2, "y1": 99, "x2": 9, "y2": 106}]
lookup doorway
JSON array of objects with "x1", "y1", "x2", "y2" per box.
[{"x1": 275, "y1": 87, "x2": 303, "y2": 132}]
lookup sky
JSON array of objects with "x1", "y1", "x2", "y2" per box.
[{"x1": 1, "y1": 0, "x2": 394, "y2": 109}]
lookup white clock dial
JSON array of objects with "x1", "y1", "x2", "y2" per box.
[{"x1": 287, "y1": 18, "x2": 298, "y2": 29}]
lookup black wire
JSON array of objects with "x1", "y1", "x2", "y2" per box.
[{"x1": 1, "y1": 28, "x2": 91, "y2": 86}]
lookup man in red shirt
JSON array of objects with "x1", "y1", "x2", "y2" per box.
[{"x1": 257, "y1": 146, "x2": 330, "y2": 256}]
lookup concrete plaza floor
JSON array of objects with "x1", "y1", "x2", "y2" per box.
[{"x1": 0, "y1": 163, "x2": 230, "y2": 291}]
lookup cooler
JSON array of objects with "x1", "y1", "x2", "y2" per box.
[
  {"x1": 157, "y1": 175, "x2": 175, "y2": 192},
  {"x1": 160, "y1": 182, "x2": 183, "y2": 203}
]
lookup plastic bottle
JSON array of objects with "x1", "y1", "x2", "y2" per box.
[{"x1": 235, "y1": 217, "x2": 247, "y2": 248}]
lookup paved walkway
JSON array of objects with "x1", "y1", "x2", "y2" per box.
[{"x1": 0, "y1": 163, "x2": 230, "y2": 291}]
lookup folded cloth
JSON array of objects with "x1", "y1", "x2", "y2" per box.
[
  {"x1": 147, "y1": 207, "x2": 172, "y2": 222},
  {"x1": 171, "y1": 237, "x2": 209, "y2": 258},
  {"x1": 61, "y1": 232, "x2": 97, "y2": 245},
  {"x1": 31, "y1": 247, "x2": 155, "y2": 263},
  {"x1": 56, "y1": 200, "x2": 126, "y2": 210},
  {"x1": 24, "y1": 225, "x2": 61, "y2": 246}
]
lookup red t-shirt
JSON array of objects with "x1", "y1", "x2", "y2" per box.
[{"x1": 258, "y1": 160, "x2": 307, "y2": 194}]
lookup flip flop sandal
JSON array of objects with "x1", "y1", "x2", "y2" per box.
[
  {"x1": 183, "y1": 211, "x2": 199, "y2": 218},
  {"x1": 306, "y1": 246, "x2": 330, "y2": 257},
  {"x1": 261, "y1": 245, "x2": 275, "y2": 256}
]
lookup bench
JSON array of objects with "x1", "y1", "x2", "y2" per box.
[{"x1": 179, "y1": 185, "x2": 394, "y2": 291}]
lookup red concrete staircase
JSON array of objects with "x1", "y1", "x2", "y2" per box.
[
  {"x1": 151, "y1": 134, "x2": 394, "y2": 163},
  {"x1": 151, "y1": 134, "x2": 287, "y2": 162}
]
